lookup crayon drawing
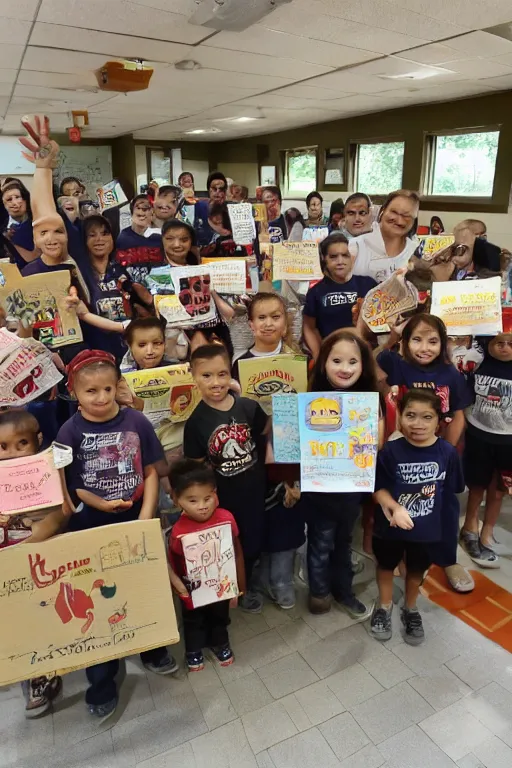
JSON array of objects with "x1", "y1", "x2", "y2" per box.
[{"x1": 181, "y1": 524, "x2": 239, "y2": 608}]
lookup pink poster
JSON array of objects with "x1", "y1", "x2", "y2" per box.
[{"x1": 0, "y1": 448, "x2": 63, "y2": 515}]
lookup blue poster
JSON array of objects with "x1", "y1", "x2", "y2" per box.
[
  {"x1": 272, "y1": 394, "x2": 301, "y2": 463},
  {"x1": 297, "y1": 392, "x2": 379, "y2": 493}
]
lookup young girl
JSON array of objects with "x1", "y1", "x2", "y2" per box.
[
  {"x1": 303, "y1": 232, "x2": 377, "y2": 361},
  {"x1": 372, "y1": 389, "x2": 464, "y2": 645},
  {"x1": 305, "y1": 329, "x2": 384, "y2": 617},
  {"x1": 377, "y1": 314, "x2": 474, "y2": 593},
  {"x1": 460, "y1": 332, "x2": 512, "y2": 568}
]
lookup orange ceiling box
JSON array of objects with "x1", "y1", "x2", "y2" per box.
[{"x1": 95, "y1": 61, "x2": 154, "y2": 92}]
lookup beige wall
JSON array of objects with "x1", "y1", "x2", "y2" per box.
[{"x1": 217, "y1": 162, "x2": 259, "y2": 195}]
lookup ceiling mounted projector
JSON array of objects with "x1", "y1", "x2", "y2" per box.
[{"x1": 190, "y1": 0, "x2": 293, "y2": 32}]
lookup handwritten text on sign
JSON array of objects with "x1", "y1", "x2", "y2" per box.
[
  {"x1": 272, "y1": 242, "x2": 323, "y2": 282},
  {"x1": 431, "y1": 277, "x2": 502, "y2": 336}
]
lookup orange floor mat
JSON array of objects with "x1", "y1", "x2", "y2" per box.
[{"x1": 422, "y1": 565, "x2": 512, "y2": 653}]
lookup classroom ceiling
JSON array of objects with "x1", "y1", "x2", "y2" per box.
[{"x1": 1, "y1": 0, "x2": 512, "y2": 141}]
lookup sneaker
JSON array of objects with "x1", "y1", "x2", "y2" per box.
[
  {"x1": 370, "y1": 605, "x2": 393, "y2": 641},
  {"x1": 23, "y1": 677, "x2": 52, "y2": 719},
  {"x1": 459, "y1": 529, "x2": 483, "y2": 560},
  {"x1": 336, "y1": 596, "x2": 373, "y2": 622},
  {"x1": 401, "y1": 607, "x2": 425, "y2": 646},
  {"x1": 143, "y1": 653, "x2": 179, "y2": 676},
  {"x1": 87, "y1": 697, "x2": 118, "y2": 720},
  {"x1": 186, "y1": 650, "x2": 205, "y2": 672},
  {"x1": 267, "y1": 585, "x2": 296, "y2": 610},
  {"x1": 210, "y1": 644, "x2": 234, "y2": 667},
  {"x1": 308, "y1": 594, "x2": 331, "y2": 614},
  {"x1": 351, "y1": 550, "x2": 365, "y2": 575},
  {"x1": 239, "y1": 591, "x2": 263, "y2": 614}
]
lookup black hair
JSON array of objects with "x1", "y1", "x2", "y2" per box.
[
  {"x1": 178, "y1": 171, "x2": 195, "y2": 186},
  {"x1": 306, "y1": 191, "x2": 323, "y2": 207},
  {"x1": 185, "y1": 324, "x2": 235, "y2": 361},
  {"x1": 190, "y1": 343, "x2": 231, "y2": 369},
  {"x1": 82, "y1": 214, "x2": 114, "y2": 240},
  {"x1": 1, "y1": 179, "x2": 32, "y2": 223},
  {"x1": 0, "y1": 409, "x2": 40, "y2": 440},
  {"x1": 262, "y1": 186, "x2": 282, "y2": 203},
  {"x1": 429, "y1": 215, "x2": 444, "y2": 231},
  {"x1": 161, "y1": 217, "x2": 196, "y2": 246},
  {"x1": 156, "y1": 185, "x2": 180, "y2": 198},
  {"x1": 318, "y1": 231, "x2": 349, "y2": 273},
  {"x1": 399, "y1": 388, "x2": 442, "y2": 420},
  {"x1": 284, "y1": 207, "x2": 306, "y2": 233},
  {"x1": 124, "y1": 315, "x2": 166, "y2": 346},
  {"x1": 59, "y1": 176, "x2": 86, "y2": 195},
  {"x1": 207, "y1": 172, "x2": 227, "y2": 191},
  {"x1": 344, "y1": 192, "x2": 372, "y2": 210},
  {"x1": 169, "y1": 458, "x2": 216, "y2": 497},
  {"x1": 310, "y1": 329, "x2": 381, "y2": 398},
  {"x1": 328, "y1": 198, "x2": 344, "y2": 220},
  {"x1": 208, "y1": 202, "x2": 231, "y2": 230},
  {"x1": 401, "y1": 314, "x2": 450, "y2": 366},
  {"x1": 130, "y1": 193, "x2": 152, "y2": 214}
]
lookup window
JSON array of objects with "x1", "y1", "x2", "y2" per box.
[
  {"x1": 426, "y1": 130, "x2": 499, "y2": 197},
  {"x1": 355, "y1": 141, "x2": 405, "y2": 195},
  {"x1": 285, "y1": 148, "x2": 317, "y2": 192},
  {"x1": 147, "y1": 148, "x2": 170, "y2": 185}
]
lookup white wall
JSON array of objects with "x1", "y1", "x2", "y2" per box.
[{"x1": 181, "y1": 159, "x2": 209, "y2": 192}]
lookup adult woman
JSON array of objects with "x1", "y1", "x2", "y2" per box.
[
  {"x1": 350, "y1": 190, "x2": 419, "y2": 283},
  {"x1": 284, "y1": 207, "x2": 306, "y2": 242},
  {"x1": 261, "y1": 186, "x2": 287, "y2": 242},
  {"x1": 430, "y1": 215, "x2": 444, "y2": 235},
  {"x1": 327, "y1": 199, "x2": 344, "y2": 232},
  {"x1": 1, "y1": 179, "x2": 35, "y2": 267},
  {"x1": 59, "y1": 176, "x2": 86, "y2": 198},
  {"x1": 305, "y1": 192, "x2": 328, "y2": 227},
  {"x1": 341, "y1": 193, "x2": 373, "y2": 239}
]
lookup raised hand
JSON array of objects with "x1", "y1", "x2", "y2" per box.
[{"x1": 19, "y1": 115, "x2": 59, "y2": 169}]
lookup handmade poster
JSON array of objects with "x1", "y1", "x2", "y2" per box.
[
  {"x1": 362, "y1": 273, "x2": 419, "y2": 334},
  {"x1": 239, "y1": 355, "x2": 308, "y2": 415},
  {"x1": 0, "y1": 446, "x2": 64, "y2": 517},
  {"x1": 0, "y1": 330, "x2": 63, "y2": 406},
  {"x1": 149, "y1": 264, "x2": 217, "y2": 328},
  {"x1": 96, "y1": 180, "x2": 128, "y2": 211},
  {"x1": 272, "y1": 242, "x2": 323, "y2": 282},
  {"x1": 417, "y1": 235, "x2": 455, "y2": 260},
  {"x1": 228, "y1": 203, "x2": 256, "y2": 246},
  {"x1": 431, "y1": 276, "x2": 502, "y2": 335},
  {"x1": 123, "y1": 364, "x2": 200, "y2": 429},
  {"x1": 0, "y1": 519, "x2": 179, "y2": 685},
  {"x1": 252, "y1": 203, "x2": 267, "y2": 223},
  {"x1": 302, "y1": 227, "x2": 328, "y2": 243},
  {"x1": 201, "y1": 257, "x2": 247, "y2": 294},
  {"x1": 181, "y1": 523, "x2": 239, "y2": 608},
  {"x1": 298, "y1": 392, "x2": 379, "y2": 492},
  {"x1": 0, "y1": 263, "x2": 83, "y2": 347},
  {"x1": 272, "y1": 393, "x2": 301, "y2": 463}
]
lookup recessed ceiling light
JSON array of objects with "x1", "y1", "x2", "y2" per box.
[
  {"x1": 186, "y1": 129, "x2": 206, "y2": 134},
  {"x1": 185, "y1": 127, "x2": 221, "y2": 134},
  {"x1": 234, "y1": 116, "x2": 258, "y2": 122},
  {"x1": 175, "y1": 59, "x2": 202, "y2": 71}
]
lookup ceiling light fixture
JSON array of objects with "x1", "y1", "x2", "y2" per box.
[
  {"x1": 175, "y1": 59, "x2": 202, "y2": 71},
  {"x1": 189, "y1": 0, "x2": 293, "y2": 32},
  {"x1": 185, "y1": 127, "x2": 222, "y2": 134}
]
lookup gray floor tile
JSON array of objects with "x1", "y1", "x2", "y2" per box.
[
  {"x1": 187, "y1": 660, "x2": 222, "y2": 693},
  {"x1": 276, "y1": 619, "x2": 321, "y2": 651},
  {"x1": 146, "y1": 670, "x2": 196, "y2": 712},
  {"x1": 319, "y1": 711, "x2": 370, "y2": 760},
  {"x1": 391, "y1": 631, "x2": 460, "y2": 675},
  {"x1": 15, "y1": 731, "x2": 115, "y2": 768},
  {"x1": 379, "y1": 724, "x2": 457, "y2": 767},
  {"x1": 261, "y1": 602, "x2": 294, "y2": 628},
  {"x1": 299, "y1": 627, "x2": 365, "y2": 679},
  {"x1": 268, "y1": 727, "x2": 340, "y2": 768},
  {"x1": 326, "y1": 663, "x2": 384, "y2": 709},
  {"x1": 338, "y1": 744, "x2": 385, "y2": 768},
  {"x1": 360, "y1": 649, "x2": 414, "y2": 689},
  {"x1": 137, "y1": 742, "x2": 196, "y2": 768},
  {"x1": 462, "y1": 683, "x2": 512, "y2": 747},
  {"x1": 302, "y1": 605, "x2": 357, "y2": 639},
  {"x1": 115, "y1": 664, "x2": 155, "y2": 726},
  {"x1": 351, "y1": 681, "x2": 434, "y2": 744},
  {"x1": 407, "y1": 666, "x2": 472, "y2": 711},
  {"x1": 196, "y1": 683, "x2": 238, "y2": 730},
  {"x1": 280, "y1": 694, "x2": 312, "y2": 732},
  {"x1": 256, "y1": 752, "x2": 276, "y2": 768},
  {"x1": 257, "y1": 651, "x2": 319, "y2": 698},
  {"x1": 242, "y1": 701, "x2": 298, "y2": 753},
  {"x1": 235, "y1": 630, "x2": 293, "y2": 670},
  {"x1": 224, "y1": 672, "x2": 274, "y2": 716},
  {"x1": 472, "y1": 735, "x2": 512, "y2": 768},
  {"x1": 0, "y1": 693, "x2": 54, "y2": 767},
  {"x1": 190, "y1": 719, "x2": 257, "y2": 768},
  {"x1": 457, "y1": 756, "x2": 486, "y2": 768},
  {"x1": 446, "y1": 653, "x2": 502, "y2": 691},
  {"x1": 240, "y1": 611, "x2": 273, "y2": 636},
  {"x1": 294, "y1": 680, "x2": 345, "y2": 726},
  {"x1": 419, "y1": 701, "x2": 494, "y2": 761}
]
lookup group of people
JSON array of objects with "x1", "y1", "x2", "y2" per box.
[{"x1": 1, "y1": 120, "x2": 511, "y2": 727}]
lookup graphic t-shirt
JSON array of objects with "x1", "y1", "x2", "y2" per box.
[
  {"x1": 377, "y1": 349, "x2": 472, "y2": 416},
  {"x1": 304, "y1": 274, "x2": 377, "y2": 337},
  {"x1": 57, "y1": 408, "x2": 164, "y2": 523},
  {"x1": 268, "y1": 214, "x2": 287, "y2": 243},
  {"x1": 183, "y1": 396, "x2": 268, "y2": 555},
  {"x1": 116, "y1": 226, "x2": 164, "y2": 284},
  {"x1": 374, "y1": 437, "x2": 464, "y2": 542},
  {"x1": 467, "y1": 357, "x2": 512, "y2": 444}
]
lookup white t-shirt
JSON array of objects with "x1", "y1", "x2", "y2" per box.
[{"x1": 349, "y1": 226, "x2": 418, "y2": 284}]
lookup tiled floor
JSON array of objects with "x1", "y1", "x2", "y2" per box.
[{"x1": 2, "y1": 503, "x2": 512, "y2": 768}]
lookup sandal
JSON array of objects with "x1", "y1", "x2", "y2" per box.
[{"x1": 444, "y1": 564, "x2": 474, "y2": 593}]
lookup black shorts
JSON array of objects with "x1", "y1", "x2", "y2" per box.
[
  {"x1": 464, "y1": 429, "x2": 512, "y2": 491},
  {"x1": 372, "y1": 537, "x2": 433, "y2": 574}
]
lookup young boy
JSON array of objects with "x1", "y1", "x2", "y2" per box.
[
  {"x1": 183, "y1": 344, "x2": 269, "y2": 613},
  {"x1": 168, "y1": 459, "x2": 246, "y2": 671},
  {"x1": 370, "y1": 389, "x2": 464, "y2": 645},
  {"x1": 56, "y1": 349, "x2": 178, "y2": 719},
  {"x1": 0, "y1": 410, "x2": 67, "y2": 717}
]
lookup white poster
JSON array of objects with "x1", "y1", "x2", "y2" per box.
[
  {"x1": 181, "y1": 524, "x2": 239, "y2": 608},
  {"x1": 431, "y1": 277, "x2": 502, "y2": 336},
  {"x1": 228, "y1": 203, "x2": 256, "y2": 246}
]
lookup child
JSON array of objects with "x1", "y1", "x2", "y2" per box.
[
  {"x1": 168, "y1": 459, "x2": 246, "y2": 671},
  {"x1": 302, "y1": 232, "x2": 377, "y2": 360},
  {"x1": 0, "y1": 410, "x2": 66, "y2": 717},
  {"x1": 377, "y1": 314, "x2": 474, "y2": 593},
  {"x1": 56, "y1": 349, "x2": 178, "y2": 719},
  {"x1": 371, "y1": 389, "x2": 464, "y2": 644},
  {"x1": 460, "y1": 332, "x2": 512, "y2": 567},
  {"x1": 305, "y1": 329, "x2": 384, "y2": 618},
  {"x1": 184, "y1": 344, "x2": 269, "y2": 613}
]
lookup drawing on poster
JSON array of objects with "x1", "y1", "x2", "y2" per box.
[
  {"x1": 0, "y1": 329, "x2": 62, "y2": 406},
  {"x1": 239, "y1": 355, "x2": 308, "y2": 415},
  {"x1": 201, "y1": 258, "x2": 247, "y2": 294},
  {"x1": 431, "y1": 276, "x2": 502, "y2": 336},
  {"x1": 148, "y1": 264, "x2": 217, "y2": 327},
  {"x1": 181, "y1": 524, "x2": 239, "y2": 608},
  {"x1": 417, "y1": 235, "x2": 455, "y2": 260},
  {"x1": 272, "y1": 242, "x2": 323, "y2": 282},
  {"x1": 123, "y1": 364, "x2": 200, "y2": 429},
  {"x1": 272, "y1": 394, "x2": 301, "y2": 463}
]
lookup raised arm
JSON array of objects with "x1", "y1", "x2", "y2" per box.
[{"x1": 19, "y1": 115, "x2": 60, "y2": 224}]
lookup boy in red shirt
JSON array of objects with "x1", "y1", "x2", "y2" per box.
[{"x1": 168, "y1": 459, "x2": 246, "y2": 671}]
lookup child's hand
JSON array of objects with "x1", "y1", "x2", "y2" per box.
[
  {"x1": 103, "y1": 499, "x2": 133, "y2": 513},
  {"x1": 391, "y1": 505, "x2": 414, "y2": 530}
]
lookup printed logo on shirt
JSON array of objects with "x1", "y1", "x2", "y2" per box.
[
  {"x1": 207, "y1": 419, "x2": 256, "y2": 477},
  {"x1": 396, "y1": 461, "x2": 445, "y2": 485},
  {"x1": 78, "y1": 431, "x2": 144, "y2": 501},
  {"x1": 411, "y1": 382, "x2": 450, "y2": 413},
  {"x1": 322, "y1": 291, "x2": 358, "y2": 307},
  {"x1": 398, "y1": 483, "x2": 436, "y2": 518},
  {"x1": 473, "y1": 374, "x2": 512, "y2": 431}
]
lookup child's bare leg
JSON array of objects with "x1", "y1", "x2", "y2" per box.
[
  {"x1": 404, "y1": 570, "x2": 424, "y2": 610},
  {"x1": 463, "y1": 486, "x2": 485, "y2": 534},
  {"x1": 376, "y1": 567, "x2": 394, "y2": 608},
  {"x1": 481, "y1": 473, "x2": 505, "y2": 547}
]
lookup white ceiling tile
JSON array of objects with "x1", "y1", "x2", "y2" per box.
[
  {"x1": 128, "y1": 0, "x2": 198, "y2": 13},
  {"x1": 301, "y1": 69, "x2": 420, "y2": 94},
  {"x1": 478, "y1": 74, "x2": 512, "y2": 90},
  {"x1": 13, "y1": 83, "x2": 119, "y2": 107},
  {"x1": 150, "y1": 67, "x2": 295, "y2": 91},
  {"x1": 0, "y1": 0, "x2": 40, "y2": 21},
  {"x1": 37, "y1": 0, "x2": 214, "y2": 45},
  {"x1": 447, "y1": 57, "x2": 512, "y2": 78},
  {"x1": 385, "y1": 0, "x2": 512, "y2": 29},
  {"x1": 16, "y1": 70, "x2": 99, "y2": 90},
  {"x1": 0, "y1": 17, "x2": 32, "y2": 45},
  {"x1": 273, "y1": 84, "x2": 349, "y2": 100},
  {"x1": 21, "y1": 47, "x2": 109, "y2": 74},
  {"x1": 442, "y1": 31, "x2": 512, "y2": 56},
  {"x1": 0, "y1": 45, "x2": 24, "y2": 70},
  {"x1": 398, "y1": 43, "x2": 466, "y2": 66},
  {"x1": 492, "y1": 53, "x2": 512, "y2": 67},
  {"x1": 190, "y1": 47, "x2": 333, "y2": 80},
  {"x1": 0, "y1": 70, "x2": 18, "y2": 85}
]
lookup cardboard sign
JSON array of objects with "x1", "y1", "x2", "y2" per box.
[
  {"x1": 417, "y1": 235, "x2": 454, "y2": 260},
  {"x1": 0, "y1": 329, "x2": 63, "y2": 406},
  {"x1": 272, "y1": 393, "x2": 301, "y2": 463},
  {"x1": 96, "y1": 180, "x2": 128, "y2": 211},
  {"x1": 431, "y1": 276, "x2": 502, "y2": 336},
  {"x1": 228, "y1": 203, "x2": 256, "y2": 246},
  {"x1": 272, "y1": 242, "x2": 323, "y2": 282},
  {"x1": 0, "y1": 519, "x2": 179, "y2": 685},
  {"x1": 148, "y1": 264, "x2": 217, "y2": 328},
  {"x1": 0, "y1": 446, "x2": 63, "y2": 516},
  {"x1": 298, "y1": 392, "x2": 379, "y2": 492},
  {"x1": 0, "y1": 263, "x2": 83, "y2": 348},
  {"x1": 201, "y1": 257, "x2": 247, "y2": 294},
  {"x1": 362, "y1": 273, "x2": 419, "y2": 334},
  {"x1": 239, "y1": 355, "x2": 308, "y2": 415},
  {"x1": 181, "y1": 523, "x2": 239, "y2": 608},
  {"x1": 123, "y1": 364, "x2": 200, "y2": 429}
]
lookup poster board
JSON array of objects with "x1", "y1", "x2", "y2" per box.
[
  {"x1": 200, "y1": 257, "x2": 247, "y2": 294},
  {"x1": 361, "y1": 274, "x2": 418, "y2": 334},
  {"x1": 431, "y1": 276, "x2": 502, "y2": 336},
  {"x1": 0, "y1": 329, "x2": 62, "y2": 406},
  {"x1": 97, "y1": 180, "x2": 128, "y2": 212},
  {"x1": 123, "y1": 364, "x2": 200, "y2": 429},
  {"x1": 417, "y1": 235, "x2": 454, "y2": 260},
  {"x1": 228, "y1": 203, "x2": 256, "y2": 246},
  {"x1": 0, "y1": 519, "x2": 179, "y2": 686},
  {"x1": 0, "y1": 446, "x2": 65, "y2": 517},
  {"x1": 272, "y1": 242, "x2": 323, "y2": 282},
  {"x1": 149, "y1": 264, "x2": 217, "y2": 328},
  {"x1": 238, "y1": 355, "x2": 308, "y2": 415},
  {"x1": 0, "y1": 263, "x2": 83, "y2": 348},
  {"x1": 298, "y1": 392, "x2": 379, "y2": 492},
  {"x1": 181, "y1": 523, "x2": 239, "y2": 608},
  {"x1": 272, "y1": 393, "x2": 301, "y2": 463}
]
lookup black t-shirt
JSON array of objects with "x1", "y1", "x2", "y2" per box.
[{"x1": 304, "y1": 274, "x2": 377, "y2": 337}]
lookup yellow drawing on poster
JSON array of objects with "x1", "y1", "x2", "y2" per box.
[
  {"x1": 123, "y1": 364, "x2": 200, "y2": 428},
  {"x1": 272, "y1": 242, "x2": 323, "y2": 282},
  {"x1": 418, "y1": 235, "x2": 455, "y2": 260},
  {"x1": 431, "y1": 276, "x2": 502, "y2": 336},
  {"x1": 238, "y1": 354, "x2": 308, "y2": 415}
]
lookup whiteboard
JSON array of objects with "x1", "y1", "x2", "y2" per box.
[
  {"x1": 0, "y1": 137, "x2": 35, "y2": 176},
  {"x1": 53, "y1": 145, "x2": 112, "y2": 197}
]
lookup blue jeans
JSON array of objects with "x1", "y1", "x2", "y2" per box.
[{"x1": 85, "y1": 646, "x2": 169, "y2": 706}]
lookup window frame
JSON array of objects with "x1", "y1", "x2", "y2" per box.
[
  {"x1": 282, "y1": 146, "x2": 318, "y2": 195},
  {"x1": 421, "y1": 125, "x2": 501, "y2": 204},
  {"x1": 350, "y1": 137, "x2": 406, "y2": 203}
]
